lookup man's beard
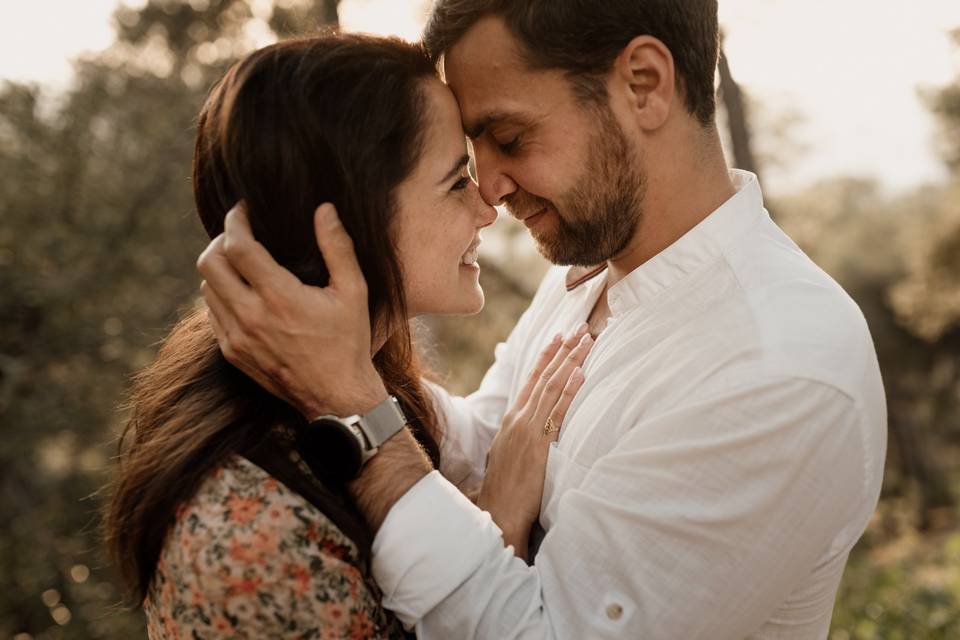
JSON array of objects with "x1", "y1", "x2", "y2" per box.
[{"x1": 505, "y1": 105, "x2": 646, "y2": 266}]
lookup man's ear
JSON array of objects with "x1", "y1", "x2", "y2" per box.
[{"x1": 613, "y1": 35, "x2": 675, "y2": 131}]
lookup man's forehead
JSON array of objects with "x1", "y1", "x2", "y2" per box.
[
  {"x1": 442, "y1": 15, "x2": 528, "y2": 88},
  {"x1": 441, "y1": 61, "x2": 509, "y2": 135},
  {"x1": 442, "y1": 61, "x2": 542, "y2": 138}
]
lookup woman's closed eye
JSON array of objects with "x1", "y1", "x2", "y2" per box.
[{"x1": 451, "y1": 175, "x2": 471, "y2": 191}]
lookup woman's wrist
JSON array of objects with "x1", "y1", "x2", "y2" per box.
[
  {"x1": 496, "y1": 517, "x2": 532, "y2": 559},
  {"x1": 476, "y1": 496, "x2": 534, "y2": 559}
]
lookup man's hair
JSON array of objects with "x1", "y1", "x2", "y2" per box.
[{"x1": 423, "y1": 0, "x2": 720, "y2": 126}]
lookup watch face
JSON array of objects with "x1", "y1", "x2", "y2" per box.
[{"x1": 296, "y1": 418, "x2": 363, "y2": 484}]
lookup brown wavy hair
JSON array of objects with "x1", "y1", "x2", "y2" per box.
[{"x1": 104, "y1": 33, "x2": 442, "y2": 603}]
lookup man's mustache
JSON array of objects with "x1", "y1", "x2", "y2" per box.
[{"x1": 504, "y1": 190, "x2": 553, "y2": 219}]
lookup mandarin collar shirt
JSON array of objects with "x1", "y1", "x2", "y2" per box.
[{"x1": 371, "y1": 171, "x2": 887, "y2": 639}]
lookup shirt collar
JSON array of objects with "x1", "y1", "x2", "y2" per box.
[
  {"x1": 565, "y1": 264, "x2": 607, "y2": 291},
  {"x1": 564, "y1": 170, "x2": 767, "y2": 313}
]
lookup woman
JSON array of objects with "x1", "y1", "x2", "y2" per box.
[{"x1": 104, "y1": 33, "x2": 587, "y2": 639}]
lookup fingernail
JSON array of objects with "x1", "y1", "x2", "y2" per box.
[
  {"x1": 572, "y1": 367, "x2": 584, "y2": 383},
  {"x1": 576, "y1": 322, "x2": 589, "y2": 336},
  {"x1": 579, "y1": 333, "x2": 592, "y2": 346},
  {"x1": 318, "y1": 204, "x2": 338, "y2": 227},
  {"x1": 552, "y1": 333, "x2": 562, "y2": 344}
]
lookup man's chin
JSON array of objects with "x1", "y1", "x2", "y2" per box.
[{"x1": 532, "y1": 236, "x2": 605, "y2": 267}]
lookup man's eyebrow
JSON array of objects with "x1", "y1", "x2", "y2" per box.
[
  {"x1": 438, "y1": 153, "x2": 470, "y2": 185},
  {"x1": 464, "y1": 111, "x2": 536, "y2": 140}
]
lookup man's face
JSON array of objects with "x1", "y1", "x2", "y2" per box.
[{"x1": 444, "y1": 16, "x2": 646, "y2": 266}]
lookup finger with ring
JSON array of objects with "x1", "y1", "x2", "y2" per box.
[{"x1": 543, "y1": 416, "x2": 560, "y2": 436}]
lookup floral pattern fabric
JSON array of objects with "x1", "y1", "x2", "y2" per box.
[{"x1": 144, "y1": 454, "x2": 406, "y2": 639}]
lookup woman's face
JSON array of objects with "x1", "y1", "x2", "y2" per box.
[{"x1": 393, "y1": 78, "x2": 498, "y2": 318}]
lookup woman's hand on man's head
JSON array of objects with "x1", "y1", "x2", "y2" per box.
[{"x1": 197, "y1": 202, "x2": 387, "y2": 419}]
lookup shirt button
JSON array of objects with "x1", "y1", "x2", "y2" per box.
[{"x1": 606, "y1": 603, "x2": 623, "y2": 620}]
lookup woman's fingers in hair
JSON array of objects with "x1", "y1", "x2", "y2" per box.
[{"x1": 313, "y1": 203, "x2": 367, "y2": 296}]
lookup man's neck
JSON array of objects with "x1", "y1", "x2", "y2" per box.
[{"x1": 606, "y1": 139, "x2": 737, "y2": 286}]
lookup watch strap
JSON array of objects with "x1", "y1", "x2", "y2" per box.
[{"x1": 356, "y1": 395, "x2": 408, "y2": 448}]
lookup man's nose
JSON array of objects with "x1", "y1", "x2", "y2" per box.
[{"x1": 474, "y1": 147, "x2": 518, "y2": 207}]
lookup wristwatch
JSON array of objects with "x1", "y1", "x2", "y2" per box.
[{"x1": 296, "y1": 395, "x2": 409, "y2": 483}]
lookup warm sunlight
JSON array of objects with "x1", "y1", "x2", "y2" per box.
[
  {"x1": 2, "y1": 0, "x2": 958, "y2": 195},
  {"x1": 3, "y1": 3, "x2": 959, "y2": 639}
]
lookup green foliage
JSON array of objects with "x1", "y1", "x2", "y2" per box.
[
  {"x1": 831, "y1": 497, "x2": 960, "y2": 639},
  {"x1": 0, "y1": 1, "x2": 338, "y2": 637}
]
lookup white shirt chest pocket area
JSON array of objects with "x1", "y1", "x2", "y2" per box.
[{"x1": 539, "y1": 442, "x2": 592, "y2": 531}]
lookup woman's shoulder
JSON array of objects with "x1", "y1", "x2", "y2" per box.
[
  {"x1": 146, "y1": 454, "x2": 401, "y2": 639},
  {"x1": 172, "y1": 453, "x2": 359, "y2": 562}
]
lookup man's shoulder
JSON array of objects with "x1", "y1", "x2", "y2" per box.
[{"x1": 721, "y1": 222, "x2": 880, "y2": 400}]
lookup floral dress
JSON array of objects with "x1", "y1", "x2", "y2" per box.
[{"x1": 144, "y1": 454, "x2": 406, "y2": 639}]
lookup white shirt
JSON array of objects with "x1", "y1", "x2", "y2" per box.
[{"x1": 372, "y1": 171, "x2": 887, "y2": 639}]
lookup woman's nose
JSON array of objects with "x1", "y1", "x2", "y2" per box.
[
  {"x1": 477, "y1": 200, "x2": 498, "y2": 229},
  {"x1": 469, "y1": 180, "x2": 498, "y2": 229}
]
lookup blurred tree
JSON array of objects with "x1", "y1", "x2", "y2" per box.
[
  {"x1": 717, "y1": 35, "x2": 784, "y2": 221},
  {"x1": 0, "y1": 1, "x2": 338, "y2": 638},
  {"x1": 718, "y1": 41, "x2": 760, "y2": 178},
  {"x1": 271, "y1": 0, "x2": 341, "y2": 37},
  {"x1": 891, "y1": 27, "x2": 960, "y2": 344},
  {"x1": 780, "y1": 179, "x2": 957, "y2": 530},
  {"x1": 883, "y1": 29, "x2": 960, "y2": 531},
  {"x1": 929, "y1": 28, "x2": 960, "y2": 174},
  {"x1": 773, "y1": 26, "x2": 960, "y2": 536}
]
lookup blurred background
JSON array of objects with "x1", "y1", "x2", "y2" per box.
[{"x1": 1, "y1": 0, "x2": 958, "y2": 638}]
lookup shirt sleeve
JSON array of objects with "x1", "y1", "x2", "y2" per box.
[{"x1": 372, "y1": 376, "x2": 876, "y2": 639}]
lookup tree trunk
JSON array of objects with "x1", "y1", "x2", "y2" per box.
[
  {"x1": 322, "y1": 0, "x2": 341, "y2": 26},
  {"x1": 718, "y1": 47, "x2": 760, "y2": 179}
]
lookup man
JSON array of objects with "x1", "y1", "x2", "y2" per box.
[{"x1": 198, "y1": 1, "x2": 886, "y2": 637}]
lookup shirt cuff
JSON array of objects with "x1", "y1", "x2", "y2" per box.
[{"x1": 371, "y1": 470, "x2": 504, "y2": 625}]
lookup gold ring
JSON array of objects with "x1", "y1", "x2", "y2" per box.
[{"x1": 543, "y1": 417, "x2": 560, "y2": 436}]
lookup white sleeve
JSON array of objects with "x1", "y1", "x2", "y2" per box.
[{"x1": 372, "y1": 377, "x2": 877, "y2": 639}]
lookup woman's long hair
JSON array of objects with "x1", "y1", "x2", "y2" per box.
[{"x1": 104, "y1": 34, "x2": 442, "y2": 603}]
